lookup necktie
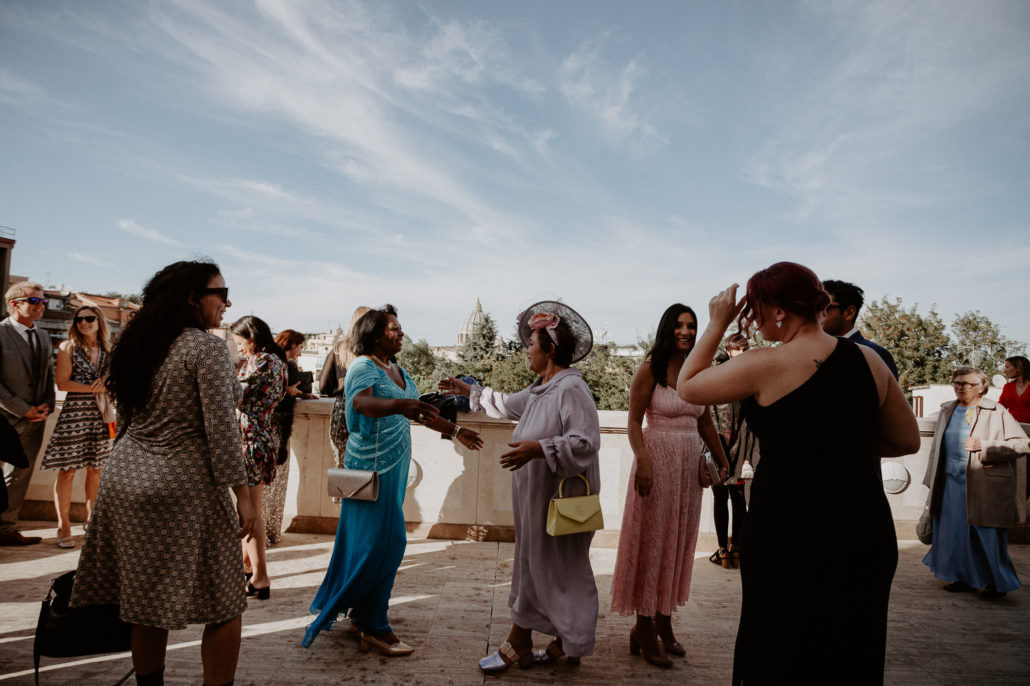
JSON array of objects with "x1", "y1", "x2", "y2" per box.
[{"x1": 26, "y1": 328, "x2": 38, "y2": 359}]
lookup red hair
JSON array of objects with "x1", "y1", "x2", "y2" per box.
[{"x1": 738, "y1": 262, "x2": 831, "y2": 333}]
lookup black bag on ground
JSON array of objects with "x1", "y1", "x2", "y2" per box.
[{"x1": 34, "y1": 570, "x2": 133, "y2": 685}]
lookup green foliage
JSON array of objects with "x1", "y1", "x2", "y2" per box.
[
  {"x1": 948, "y1": 310, "x2": 1026, "y2": 374},
  {"x1": 577, "y1": 342, "x2": 639, "y2": 410},
  {"x1": 860, "y1": 298, "x2": 953, "y2": 388},
  {"x1": 459, "y1": 313, "x2": 501, "y2": 363}
]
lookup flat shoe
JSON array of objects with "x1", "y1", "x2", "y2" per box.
[
  {"x1": 480, "y1": 641, "x2": 534, "y2": 673},
  {"x1": 359, "y1": 632, "x2": 414, "y2": 657},
  {"x1": 56, "y1": 532, "x2": 75, "y2": 549},
  {"x1": 981, "y1": 587, "x2": 1007, "y2": 600}
]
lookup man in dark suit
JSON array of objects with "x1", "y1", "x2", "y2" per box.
[
  {"x1": 0, "y1": 281, "x2": 55, "y2": 545},
  {"x1": 822, "y1": 279, "x2": 899, "y2": 380}
]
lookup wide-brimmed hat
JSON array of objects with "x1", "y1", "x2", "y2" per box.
[{"x1": 516, "y1": 301, "x2": 593, "y2": 364}]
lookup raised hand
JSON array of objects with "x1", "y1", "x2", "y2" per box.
[
  {"x1": 709, "y1": 283, "x2": 746, "y2": 331},
  {"x1": 438, "y1": 377, "x2": 472, "y2": 397}
]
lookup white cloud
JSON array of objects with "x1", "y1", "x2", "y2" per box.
[
  {"x1": 116, "y1": 219, "x2": 186, "y2": 247},
  {"x1": 67, "y1": 252, "x2": 106, "y2": 266},
  {"x1": 0, "y1": 69, "x2": 44, "y2": 103},
  {"x1": 558, "y1": 40, "x2": 660, "y2": 140}
]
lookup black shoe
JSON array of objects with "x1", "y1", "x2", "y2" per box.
[
  {"x1": 0, "y1": 531, "x2": 42, "y2": 546},
  {"x1": 981, "y1": 586, "x2": 1007, "y2": 600},
  {"x1": 246, "y1": 582, "x2": 270, "y2": 600},
  {"x1": 943, "y1": 581, "x2": 972, "y2": 593}
]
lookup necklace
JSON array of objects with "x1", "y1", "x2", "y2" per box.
[{"x1": 370, "y1": 354, "x2": 394, "y2": 370}]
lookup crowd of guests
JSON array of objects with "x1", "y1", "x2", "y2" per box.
[{"x1": 1, "y1": 260, "x2": 1028, "y2": 685}]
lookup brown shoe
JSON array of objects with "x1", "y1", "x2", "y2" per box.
[{"x1": 0, "y1": 531, "x2": 42, "y2": 546}]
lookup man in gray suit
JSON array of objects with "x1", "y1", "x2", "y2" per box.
[{"x1": 0, "y1": 281, "x2": 55, "y2": 545}]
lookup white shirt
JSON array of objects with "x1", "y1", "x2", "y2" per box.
[
  {"x1": 842, "y1": 327, "x2": 859, "y2": 340},
  {"x1": 8, "y1": 316, "x2": 39, "y2": 347}
]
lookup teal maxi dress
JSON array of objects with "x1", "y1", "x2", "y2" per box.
[{"x1": 302, "y1": 357, "x2": 417, "y2": 646}]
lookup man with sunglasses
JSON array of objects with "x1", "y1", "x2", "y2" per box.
[{"x1": 0, "y1": 282, "x2": 55, "y2": 545}]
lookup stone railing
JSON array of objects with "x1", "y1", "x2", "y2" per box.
[{"x1": 28, "y1": 398, "x2": 1014, "y2": 544}]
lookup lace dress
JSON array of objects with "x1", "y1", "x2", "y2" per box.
[
  {"x1": 611, "y1": 383, "x2": 705, "y2": 616},
  {"x1": 41, "y1": 346, "x2": 111, "y2": 471}
]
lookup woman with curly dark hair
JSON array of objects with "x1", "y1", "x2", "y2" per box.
[
  {"x1": 230, "y1": 315, "x2": 287, "y2": 598},
  {"x1": 71, "y1": 260, "x2": 256, "y2": 686}
]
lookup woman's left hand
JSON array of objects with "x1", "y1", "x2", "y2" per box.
[
  {"x1": 499, "y1": 441, "x2": 543, "y2": 470},
  {"x1": 964, "y1": 436, "x2": 982, "y2": 452}
]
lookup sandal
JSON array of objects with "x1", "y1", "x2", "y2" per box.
[
  {"x1": 480, "y1": 640, "x2": 535, "y2": 673},
  {"x1": 710, "y1": 548, "x2": 733, "y2": 568},
  {"x1": 533, "y1": 638, "x2": 581, "y2": 666}
]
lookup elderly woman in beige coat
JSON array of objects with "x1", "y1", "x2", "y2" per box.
[{"x1": 921, "y1": 366, "x2": 1030, "y2": 599}]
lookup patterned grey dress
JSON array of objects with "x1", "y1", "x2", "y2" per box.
[
  {"x1": 41, "y1": 346, "x2": 111, "y2": 470},
  {"x1": 71, "y1": 329, "x2": 248, "y2": 629}
]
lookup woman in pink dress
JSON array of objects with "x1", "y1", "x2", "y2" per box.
[{"x1": 611, "y1": 303, "x2": 730, "y2": 667}]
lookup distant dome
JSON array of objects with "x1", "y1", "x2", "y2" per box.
[{"x1": 457, "y1": 298, "x2": 484, "y2": 347}]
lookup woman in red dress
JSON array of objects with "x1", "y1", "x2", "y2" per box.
[{"x1": 999, "y1": 356, "x2": 1030, "y2": 423}]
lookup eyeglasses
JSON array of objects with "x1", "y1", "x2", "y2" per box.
[
  {"x1": 12, "y1": 296, "x2": 49, "y2": 306},
  {"x1": 197, "y1": 287, "x2": 229, "y2": 303},
  {"x1": 74, "y1": 315, "x2": 98, "y2": 323},
  {"x1": 952, "y1": 381, "x2": 980, "y2": 389}
]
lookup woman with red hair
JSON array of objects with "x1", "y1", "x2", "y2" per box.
[{"x1": 677, "y1": 262, "x2": 919, "y2": 685}]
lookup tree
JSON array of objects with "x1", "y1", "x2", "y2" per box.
[
  {"x1": 459, "y1": 313, "x2": 501, "y2": 363},
  {"x1": 859, "y1": 297, "x2": 950, "y2": 388},
  {"x1": 577, "y1": 343, "x2": 639, "y2": 410},
  {"x1": 948, "y1": 310, "x2": 1026, "y2": 374}
]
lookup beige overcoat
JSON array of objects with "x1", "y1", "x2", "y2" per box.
[{"x1": 922, "y1": 398, "x2": 1030, "y2": 528}]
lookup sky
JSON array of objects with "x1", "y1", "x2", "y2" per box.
[{"x1": 2, "y1": 0, "x2": 1028, "y2": 347}]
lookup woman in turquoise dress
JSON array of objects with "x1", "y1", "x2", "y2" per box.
[{"x1": 302, "y1": 305, "x2": 482, "y2": 655}]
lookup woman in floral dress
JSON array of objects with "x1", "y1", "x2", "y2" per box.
[{"x1": 231, "y1": 315, "x2": 287, "y2": 600}]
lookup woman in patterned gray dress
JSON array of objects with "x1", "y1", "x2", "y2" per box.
[
  {"x1": 71, "y1": 261, "x2": 257, "y2": 686},
  {"x1": 40, "y1": 305, "x2": 112, "y2": 548}
]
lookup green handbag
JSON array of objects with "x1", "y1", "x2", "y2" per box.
[{"x1": 545, "y1": 474, "x2": 603, "y2": 536}]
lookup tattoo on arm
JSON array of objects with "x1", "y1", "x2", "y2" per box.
[{"x1": 814, "y1": 359, "x2": 823, "y2": 369}]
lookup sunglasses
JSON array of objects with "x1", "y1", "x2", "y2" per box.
[
  {"x1": 74, "y1": 315, "x2": 98, "y2": 323},
  {"x1": 13, "y1": 296, "x2": 49, "y2": 306},
  {"x1": 197, "y1": 287, "x2": 229, "y2": 303}
]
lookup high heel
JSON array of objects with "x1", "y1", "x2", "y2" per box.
[
  {"x1": 629, "y1": 626, "x2": 673, "y2": 668},
  {"x1": 246, "y1": 582, "x2": 270, "y2": 600},
  {"x1": 655, "y1": 613, "x2": 686, "y2": 657},
  {"x1": 359, "y1": 632, "x2": 415, "y2": 657}
]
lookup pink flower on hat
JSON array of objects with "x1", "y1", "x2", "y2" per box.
[{"x1": 528, "y1": 312, "x2": 560, "y2": 331}]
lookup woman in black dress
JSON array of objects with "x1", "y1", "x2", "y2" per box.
[{"x1": 676, "y1": 262, "x2": 919, "y2": 684}]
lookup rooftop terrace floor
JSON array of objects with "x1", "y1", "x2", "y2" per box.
[{"x1": 1, "y1": 523, "x2": 1027, "y2": 685}]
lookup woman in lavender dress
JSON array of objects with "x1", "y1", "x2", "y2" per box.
[{"x1": 440, "y1": 301, "x2": 600, "y2": 672}]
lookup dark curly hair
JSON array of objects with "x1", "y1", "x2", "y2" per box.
[
  {"x1": 231, "y1": 315, "x2": 286, "y2": 362},
  {"x1": 352, "y1": 304, "x2": 399, "y2": 359},
  {"x1": 106, "y1": 260, "x2": 222, "y2": 424},
  {"x1": 647, "y1": 304, "x2": 698, "y2": 387}
]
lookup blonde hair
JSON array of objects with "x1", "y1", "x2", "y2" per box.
[
  {"x1": 951, "y1": 366, "x2": 989, "y2": 396},
  {"x1": 68, "y1": 306, "x2": 111, "y2": 353},
  {"x1": 336, "y1": 306, "x2": 371, "y2": 370},
  {"x1": 5, "y1": 281, "x2": 44, "y2": 302}
]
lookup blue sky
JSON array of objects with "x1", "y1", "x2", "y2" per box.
[{"x1": 2, "y1": 0, "x2": 1028, "y2": 347}]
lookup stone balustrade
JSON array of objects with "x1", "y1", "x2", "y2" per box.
[{"x1": 25, "y1": 397, "x2": 991, "y2": 544}]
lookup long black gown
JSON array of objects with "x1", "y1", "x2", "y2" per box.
[{"x1": 734, "y1": 338, "x2": 897, "y2": 685}]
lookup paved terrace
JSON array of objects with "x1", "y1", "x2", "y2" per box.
[{"x1": 1, "y1": 523, "x2": 1027, "y2": 685}]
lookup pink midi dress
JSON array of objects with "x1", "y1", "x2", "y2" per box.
[{"x1": 610, "y1": 382, "x2": 705, "y2": 616}]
